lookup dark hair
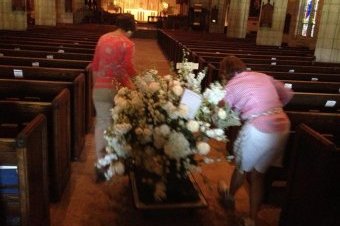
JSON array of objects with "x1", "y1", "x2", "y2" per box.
[
  {"x1": 219, "y1": 55, "x2": 247, "y2": 80},
  {"x1": 115, "y1": 14, "x2": 136, "y2": 32}
]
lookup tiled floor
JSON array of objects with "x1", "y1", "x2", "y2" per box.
[{"x1": 50, "y1": 38, "x2": 280, "y2": 226}]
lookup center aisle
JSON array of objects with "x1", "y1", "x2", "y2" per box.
[{"x1": 50, "y1": 38, "x2": 279, "y2": 226}]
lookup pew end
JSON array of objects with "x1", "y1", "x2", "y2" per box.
[{"x1": 0, "y1": 114, "x2": 50, "y2": 226}]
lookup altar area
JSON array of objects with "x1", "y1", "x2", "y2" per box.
[{"x1": 101, "y1": 0, "x2": 181, "y2": 22}]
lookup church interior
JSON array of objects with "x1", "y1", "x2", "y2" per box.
[{"x1": 0, "y1": 0, "x2": 339, "y2": 226}]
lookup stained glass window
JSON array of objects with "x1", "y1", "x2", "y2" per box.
[{"x1": 298, "y1": 0, "x2": 319, "y2": 37}]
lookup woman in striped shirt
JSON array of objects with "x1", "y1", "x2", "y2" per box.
[{"x1": 218, "y1": 55, "x2": 293, "y2": 226}]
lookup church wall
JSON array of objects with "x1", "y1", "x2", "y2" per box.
[
  {"x1": 282, "y1": 0, "x2": 298, "y2": 45},
  {"x1": 315, "y1": 0, "x2": 340, "y2": 62},
  {"x1": 35, "y1": 0, "x2": 57, "y2": 26},
  {"x1": 56, "y1": 0, "x2": 73, "y2": 24},
  {"x1": 256, "y1": 0, "x2": 288, "y2": 46},
  {"x1": 0, "y1": 0, "x2": 27, "y2": 30}
]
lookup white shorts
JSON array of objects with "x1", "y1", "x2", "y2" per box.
[{"x1": 233, "y1": 123, "x2": 290, "y2": 173}]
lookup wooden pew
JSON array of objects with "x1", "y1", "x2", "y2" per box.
[
  {"x1": 0, "y1": 37, "x2": 96, "y2": 48},
  {"x1": 0, "y1": 64, "x2": 93, "y2": 133},
  {"x1": 0, "y1": 29, "x2": 103, "y2": 42},
  {"x1": 0, "y1": 43, "x2": 94, "y2": 55},
  {"x1": 0, "y1": 56, "x2": 90, "y2": 70},
  {"x1": 207, "y1": 64, "x2": 340, "y2": 88},
  {"x1": 280, "y1": 80, "x2": 340, "y2": 94},
  {"x1": 285, "y1": 92, "x2": 340, "y2": 112},
  {"x1": 189, "y1": 50, "x2": 316, "y2": 62},
  {"x1": 0, "y1": 114, "x2": 49, "y2": 226},
  {"x1": 263, "y1": 111, "x2": 340, "y2": 204},
  {"x1": 0, "y1": 48, "x2": 93, "y2": 61},
  {"x1": 0, "y1": 88, "x2": 71, "y2": 202},
  {"x1": 280, "y1": 123, "x2": 340, "y2": 226},
  {"x1": 0, "y1": 78, "x2": 86, "y2": 160}
]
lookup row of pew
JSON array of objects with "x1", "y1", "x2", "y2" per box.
[
  {"x1": 157, "y1": 29, "x2": 340, "y2": 226},
  {"x1": 0, "y1": 26, "x2": 114, "y2": 226}
]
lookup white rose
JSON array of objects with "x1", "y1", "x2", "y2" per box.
[
  {"x1": 164, "y1": 74, "x2": 172, "y2": 81},
  {"x1": 149, "y1": 81, "x2": 161, "y2": 93},
  {"x1": 172, "y1": 85, "x2": 183, "y2": 96},
  {"x1": 187, "y1": 120, "x2": 199, "y2": 133},
  {"x1": 215, "y1": 128, "x2": 224, "y2": 136},
  {"x1": 135, "y1": 127, "x2": 143, "y2": 135},
  {"x1": 218, "y1": 108, "x2": 227, "y2": 120},
  {"x1": 159, "y1": 124, "x2": 171, "y2": 136},
  {"x1": 197, "y1": 142, "x2": 210, "y2": 155},
  {"x1": 173, "y1": 80, "x2": 181, "y2": 86},
  {"x1": 178, "y1": 104, "x2": 188, "y2": 118}
]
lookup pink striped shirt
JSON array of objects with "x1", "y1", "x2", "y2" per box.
[
  {"x1": 224, "y1": 71, "x2": 293, "y2": 133},
  {"x1": 92, "y1": 32, "x2": 136, "y2": 89}
]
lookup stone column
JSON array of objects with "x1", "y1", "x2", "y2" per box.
[
  {"x1": 315, "y1": 0, "x2": 340, "y2": 62},
  {"x1": 227, "y1": 0, "x2": 250, "y2": 38},
  {"x1": 35, "y1": 0, "x2": 57, "y2": 26},
  {"x1": 209, "y1": 0, "x2": 229, "y2": 33},
  {"x1": 256, "y1": 0, "x2": 288, "y2": 46}
]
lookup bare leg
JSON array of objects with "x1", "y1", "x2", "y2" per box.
[
  {"x1": 229, "y1": 168, "x2": 246, "y2": 196},
  {"x1": 249, "y1": 169, "x2": 265, "y2": 224}
]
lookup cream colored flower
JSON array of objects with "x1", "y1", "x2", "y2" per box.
[
  {"x1": 172, "y1": 85, "x2": 183, "y2": 96},
  {"x1": 197, "y1": 142, "x2": 210, "y2": 155},
  {"x1": 112, "y1": 161, "x2": 125, "y2": 175},
  {"x1": 187, "y1": 120, "x2": 200, "y2": 133},
  {"x1": 148, "y1": 81, "x2": 161, "y2": 93},
  {"x1": 218, "y1": 108, "x2": 227, "y2": 120}
]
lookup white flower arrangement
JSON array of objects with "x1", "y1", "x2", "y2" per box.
[{"x1": 96, "y1": 54, "x2": 240, "y2": 201}]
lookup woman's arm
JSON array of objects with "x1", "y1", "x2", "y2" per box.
[{"x1": 272, "y1": 79, "x2": 294, "y2": 105}]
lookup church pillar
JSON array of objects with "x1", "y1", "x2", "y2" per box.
[
  {"x1": 227, "y1": 0, "x2": 250, "y2": 38},
  {"x1": 315, "y1": 0, "x2": 340, "y2": 62},
  {"x1": 208, "y1": 0, "x2": 229, "y2": 33},
  {"x1": 256, "y1": 0, "x2": 288, "y2": 46},
  {"x1": 35, "y1": 0, "x2": 57, "y2": 26}
]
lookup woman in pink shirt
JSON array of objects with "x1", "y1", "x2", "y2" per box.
[
  {"x1": 218, "y1": 56, "x2": 293, "y2": 226},
  {"x1": 91, "y1": 14, "x2": 136, "y2": 167}
]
